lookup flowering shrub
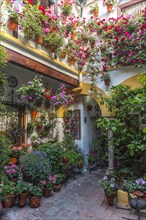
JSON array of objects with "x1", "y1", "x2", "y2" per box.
[
  {"x1": 122, "y1": 177, "x2": 146, "y2": 193},
  {"x1": 4, "y1": 164, "x2": 20, "y2": 179}
]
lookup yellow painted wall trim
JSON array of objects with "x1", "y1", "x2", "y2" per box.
[{"x1": 1, "y1": 31, "x2": 79, "y2": 75}]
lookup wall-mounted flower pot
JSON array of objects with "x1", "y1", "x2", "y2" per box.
[
  {"x1": 7, "y1": 18, "x2": 18, "y2": 31},
  {"x1": 31, "y1": 111, "x2": 37, "y2": 119},
  {"x1": 69, "y1": 58, "x2": 75, "y2": 65},
  {"x1": 104, "y1": 79, "x2": 110, "y2": 86},
  {"x1": 61, "y1": 51, "x2": 66, "y2": 59},
  {"x1": 92, "y1": 9, "x2": 99, "y2": 17},
  {"x1": 36, "y1": 36, "x2": 43, "y2": 45},
  {"x1": 106, "y1": 4, "x2": 113, "y2": 13}
]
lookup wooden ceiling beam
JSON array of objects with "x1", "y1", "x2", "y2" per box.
[{"x1": 7, "y1": 49, "x2": 79, "y2": 87}]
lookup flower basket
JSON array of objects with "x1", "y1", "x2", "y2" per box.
[
  {"x1": 69, "y1": 57, "x2": 75, "y2": 65},
  {"x1": 7, "y1": 18, "x2": 18, "y2": 31},
  {"x1": 92, "y1": 9, "x2": 99, "y2": 17}
]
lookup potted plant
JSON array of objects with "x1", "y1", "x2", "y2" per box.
[
  {"x1": 44, "y1": 32, "x2": 64, "y2": 53},
  {"x1": 4, "y1": 163, "x2": 20, "y2": 184},
  {"x1": 53, "y1": 173, "x2": 65, "y2": 192},
  {"x1": 7, "y1": 2, "x2": 19, "y2": 31},
  {"x1": 59, "y1": 0, "x2": 74, "y2": 16},
  {"x1": 89, "y1": 3, "x2": 99, "y2": 17},
  {"x1": 99, "y1": 172, "x2": 116, "y2": 206},
  {"x1": 19, "y1": 150, "x2": 51, "y2": 184},
  {"x1": 1, "y1": 180, "x2": 16, "y2": 208},
  {"x1": 40, "y1": 175, "x2": 57, "y2": 197},
  {"x1": 19, "y1": 2, "x2": 46, "y2": 40},
  {"x1": 16, "y1": 181, "x2": 30, "y2": 207},
  {"x1": 104, "y1": 0, "x2": 116, "y2": 13},
  {"x1": 28, "y1": 184, "x2": 43, "y2": 208},
  {"x1": 16, "y1": 75, "x2": 45, "y2": 104},
  {"x1": 100, "y1": 72, "x2": 111, "y2": 86}
]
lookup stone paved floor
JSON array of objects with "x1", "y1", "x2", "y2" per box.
[{"x1": 0, "y1": 169, "x2": 146, "y2": 220}]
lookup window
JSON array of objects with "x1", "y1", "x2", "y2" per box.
[{"x1": 63, "y1": 110, "x2": 81, "y2": 140}]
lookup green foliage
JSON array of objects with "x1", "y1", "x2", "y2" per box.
[
  {"x1": 1, "y1": 180, "x2": 16, "y2": 199},
  {"x1": 20, "y1": 2, "x2": 47, "y2": 39},
  {"x1": 16, "y1": 182, "x2": 30, "y2": 195},
  {"x1": 28, "y1": 184, "x2": 43, "y2": 197},
  {"x1": 55, "y1": 173, "x2": 65, "y2": 184},
  {"x1": 62, "y1": 133, "x2": 75, "y2": 150},
  {"x1": 97, "y1": 76, "x2": 146, "y2": 168},
  {"x1": 44, "y1": 32, "x2": 64, "y2": 52}
]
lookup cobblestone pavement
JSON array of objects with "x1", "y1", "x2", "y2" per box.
[{"x1": 0, "y1": 169, "x2": 146, "y2": 220}]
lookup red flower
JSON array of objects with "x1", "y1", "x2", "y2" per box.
[{"x1": 27, "y1": 0, "x2": 33, "y2": 4}]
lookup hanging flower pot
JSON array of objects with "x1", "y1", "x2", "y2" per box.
[
  {"x1": 7, "y1": 18, "x2": 18, "y2": 31},
  {"x1": 106, "y1": 4, "x2": 113, "y2": 13}
]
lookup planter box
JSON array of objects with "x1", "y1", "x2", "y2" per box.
[{"x1": 116, "y1": 189, "x2": 146, "y2": 213}]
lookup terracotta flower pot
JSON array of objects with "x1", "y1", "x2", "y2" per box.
[
  {"x1": 104, "y1": 79, "x2": 110, "y2": 86},
  {"x1": 92, "y1": 9, "x2": 99, "y2": 17},
  {"x1": 71, "y1": 32, "x2": 76, "y2": 39},
  {"x1": 106, "y1": 4, "x2": 113, "y2": 13},
  {"x1": 105, "y1": 194, "x2": 115, "y2": 206},
  {"x1": 69, "y1": 58, "x2": 75, "y2": 65},
  {"x1": 43, "y1": 188, "x2": 52, "y2": 197},
  {"x1": 29, "y1": 196, "x2": 41, "y2": 208},
  {"x1": 36, "y1": 36, "x2": 43, "y2": 45},
  {"x1": 2, "y1": 194, "x2": 15, "y2": 208},
  {"x1": 53, "y1": 184, "x2": 62, "y2": 192},
  {"x1": 18, "y1": 192, "x2": 28, "y2": 207},
  {"x1": 7, "y1": 18, "x2": 18, "y2": 31},
  {"x1": 31, "y1": 111, "x2": 37, "y2": 119},
  {"x1": 61, "y1": 51, "x2": 66, "y2": 59}
]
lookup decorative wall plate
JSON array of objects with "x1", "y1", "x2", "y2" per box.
[{"x1": 8, "y1": 76, "x2": 18, "y2": 88}]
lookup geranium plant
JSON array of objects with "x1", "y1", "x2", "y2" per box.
[
  {"x1": 11, "y1": 143, "x2": 31, "y2": 158},
  {"x1": 40, "y1": 175, "x2": 57, "y2": 189}
]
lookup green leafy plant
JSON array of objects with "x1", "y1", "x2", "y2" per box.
[
  {"x1": 28, "y1": 184, "x2": 43, "y2": 197},
  {"x1": 19, "y1": 2, "x2": 46, "y2": 39},
  {"x1": 54, "y1": 173, "x2": 65, "y2": 185},
  {"x1": 44, "y1": 32, "x2": 64, "y2": 52},
  {"x1": 99, "y1": 172, "x2": 116, "y2": 195},
  {"x1": 15, "y1": 182, "x2": 30, "y2": 195}
]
